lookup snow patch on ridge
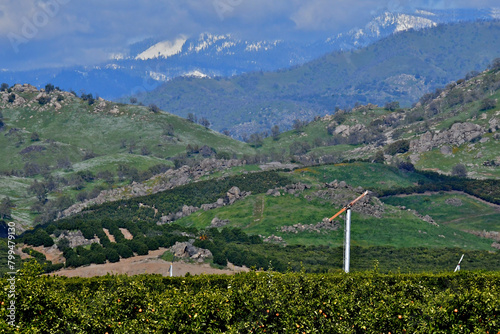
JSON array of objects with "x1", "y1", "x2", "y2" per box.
[
  {"x1": 183, "y1": 70, "x2": 208, "y2": 78},
  {"x1": 415, "y1": 9, "x2": 436, "y2": 16},
  {"x1": 491, "y1": 8, "x2": 500, "y2": 19},
  {"x1": 149, "y1": 71, "x2": 167, "y2": 81},
  {"x1": 245, "y1": 40, "x2": 282, "y2": 52},
  {"x1": 136, "y1": 36, "x2": 187, "y2": 60}
]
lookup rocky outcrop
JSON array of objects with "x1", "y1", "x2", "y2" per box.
[
  {"x1": 210, "y1": 217, "x2": 231, "y2": 228},
  {"x1": 11, "y1": 84, "x2": 38, "y2": 93},
  {"x1": 483, "y1": 156, "x2": 500, "y2": 167},
  {"x1": 489, "y1": 117, "x2": 499, "y2": 132},
  {"x1": 398, "y1": 206, "x2": 438, "y2": 226},
  {"x1": 54, "y1": 230, "x2": 99, "y2": 248},
  {"x1": 169, "y1": 241, "x2": 212, "y2": 262},
  {"x1": 262, "y1": 235, "x2": 285, "y2": 244},
  {"x1": 19, "y1": 145, "x2": 46, "y2": 155},
  {"x1": 410, "y1": 122, "x2": 485, "y2": 153},
  {"x1": 60, "y1": 158, "x2": 244, "y2": 219},
  {"x1": 465, "y1": 230, "x2": 500, "y2": 242},
  {"x1": 259, "y1": 162, "x2": 299, "y2": 171},
  {"x1": 333, "y1": 124, "x2": 366, "y2": 137},
  {"x1": 312, "y1": 181, "x2": 384, "y2": 218},
  {"x1": 280, "y1": 218, "x2": 340, "y2": 234},
  {"x1": 227, "y1": 186, "x2": 242, "y2": 204}
]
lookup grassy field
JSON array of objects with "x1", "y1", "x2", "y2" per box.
[
  {"x1": 176, "y1": 187, "x2": 495, "y2": 250},
  {"x1": 382, "y1": 192, "x2": 500, "y2": 232},
  {"x1": 288, "y1": 162, "x2": 431, "y2": 190}
]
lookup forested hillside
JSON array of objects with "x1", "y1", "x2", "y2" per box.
[{"x1": 131, "y1": 21, "x2": 500, "y2": 136}]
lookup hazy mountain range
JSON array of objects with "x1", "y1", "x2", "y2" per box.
[{"x1": 1, "y1": 8, "x2": 498, "y2": 100}]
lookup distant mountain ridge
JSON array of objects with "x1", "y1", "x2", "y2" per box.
[
  {"x1": 130, "y1": 20, "x2": 500, "y2": 137},
  {"x1": 0, "y1": 8, "x2": 498, "y2": 99}
]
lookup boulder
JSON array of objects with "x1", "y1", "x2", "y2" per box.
[
  {"x1": 440, "y1": 145, "x2": 453, "y2": 155},
  {"x1": 182, "y1": 205, "x2": 199, "y2": 216},
  {"x1": 170, "y1": 241, "x2": 212, "y2": 262},
  {"x1": 334, "y1": 124, "x2": 366, "y2": 137}
]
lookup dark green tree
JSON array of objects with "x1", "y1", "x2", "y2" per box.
[
  {"x1": 44, "y1": 83, "x2": 55, "y2": 94},
  {"x1": 451, "y1": 163, "x2": 467, "y2": 178},
  {"x1": 271, "y1": 125, "x2": 280, "y2": 140},
  {"x1": 0, "y1": 197, "x2": 14, "y2": 219},
  {"x1": 384, "y1": 101, "x2": 400, "y2": 111},
  {"x1": 30, "y1": 132, "x2": 40, "y2": 142}
]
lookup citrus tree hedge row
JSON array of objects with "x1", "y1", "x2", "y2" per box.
[{"x1": 1, "y1": 262, "x2": 498, "y2": 333}]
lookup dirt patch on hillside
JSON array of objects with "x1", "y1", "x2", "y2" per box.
[
  {"x1": 103, "y1": 228, "x2": 115, "y2": 242},
  {"x1": 119, "y1": 228, "x2": 133, "y2": 240},
  {"x1": 49, "y1": 248, "x2": 249, "y2": 278},
  {"x1": 17, "y1": 244, "x2": 65, "y2": 264}
]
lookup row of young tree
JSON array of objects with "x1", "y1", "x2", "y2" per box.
[
  {"x1": 21, "y1": 218, "x2": 194, "y2": 270},
  {"x1": 376, "y1": 170, "x2": 500, "y2": 205}
]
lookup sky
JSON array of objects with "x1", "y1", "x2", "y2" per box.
[{"x1": 0, "y1": 0, "x2": 498, "y2": 70}]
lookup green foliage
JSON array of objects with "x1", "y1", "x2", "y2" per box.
[
  {"x1": 385, "y1": 139, "x2": 410, "y2": 155},
  {"x1": 480, "y1": 98, "x2": 496, "y2": 111},
  {"x1": 384, "y1": 101, "x2": 400, "y2": 111},
  {"x1": 0, "y1": 197, "x2": 14, "y2": 219},
  {"x1": 378, "y1": 170, "x2": 500, "y2": 205},
  {"x1": 23, "y1": 229, "x2": 54, "y2": 247},
  {"x1": 372, "y1": 150, "x2": 385, "y2": 163},
  {"x1": 37, "y1": 95, "x2": 51, "y2": 105},
  {"x1": 451, "y1": 163, "x2": 468, "y2": 177},
  {"x1": 44, "y1": 83, "x2": 55, "y2": 94},
  {"x1": 2, "y1": 264, "x2": 499, "y2": 332}
]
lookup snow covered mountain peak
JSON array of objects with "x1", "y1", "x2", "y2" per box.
[
  {"x1": 328, "y1": 10, "x2": 438, "y2": 47},
  {"x1": 369, "y1": 12, "x2": 437, "y2": 34}
]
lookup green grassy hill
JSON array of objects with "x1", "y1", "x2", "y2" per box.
[
  {"x1": 0, "y1": 87, "x2": 252, "y2": 171},
  {"x1": 0, "y1": 86, "x2": 254, "y2": 227},
  {"x1": 255, "y1": 64, "x2": 500, "y2": 179},
  {"x1": 175, "y1": 163, "x2": 498, "y2": 250},
  {"x1": 130, "y1": 21, "x2": 500, "y2": 136},
  {"x1": 17, "y1": 161, "x2": 499, "y2": 274}
]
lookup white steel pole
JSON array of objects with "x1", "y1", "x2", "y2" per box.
[{"x1": 344, "y1": 208, "x2": 351, "y2": 273}]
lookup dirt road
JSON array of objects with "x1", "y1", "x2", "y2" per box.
[{"x1": 49, "y1": 248, "x2": 249, "y2": 278}]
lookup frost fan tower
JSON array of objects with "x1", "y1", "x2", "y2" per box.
[{"x1": 328, "y1": 191, "x2": 369, "y2": 273}]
